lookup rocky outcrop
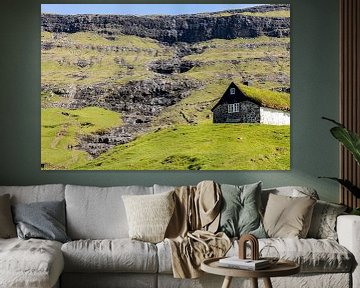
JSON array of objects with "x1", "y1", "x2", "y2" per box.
[
  {"x1": 148, "y1": 58, "x2": 198, "y2": 74},
  {"x1": 41, "y1": 5, "x2": 290, "y2": 44},
  {"x1": 42, "y1": 78, "x2": 202, "y2": 156}
]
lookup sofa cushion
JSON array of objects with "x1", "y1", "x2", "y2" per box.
[
  {"x1": 261, "y1": 186, "x2": 319, "y2": 213},
  {"x1": 61, "y1": 273, "x2": 157, "y2": 288},
  {"x1": 218, "y1": 182, "x2": 266, "y2": 238},
  {"x1": 307, "y1": 200, "x2": 347, "y2": 240},
  {"x1": 0, "y1": 238, "x2": 64, "y2": 288},
  {"x1": 122, "y1": 191, "x2": 175, "y2": 243},
  {"x1": 263, "y1": 194, "x2": 316, "y2": 238},
  {"x1": 0, "y1": 194, "x2": 16, "y2": 238},
  {"x1": 153, "y1": 184, "x2": 176, "y2": 194},
  {"x1": 235, "y1": 238, "x2": 353, "y2": 273},
  {"x1": 12, "y1": 200, "x2": 70, "y2": 243},
  {"x1": 261, "y1": 238, "x2": 354, "y2": 273},
  {"x1": 65, "y1": 185, "x2": 153, "y2": 239},
  {"x1": 158, "y1": 237, "x2": 353, "y2": 274},
  {"x1": 61, "y1": 239, "x2": 158, "y2": 273},
  {"x1": 0, "y1": 184, "x2": 65, "y2": 204}
]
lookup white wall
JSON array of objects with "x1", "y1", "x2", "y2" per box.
[{"x1": 260, "y1": 107, "x2": 290, "y2": 125}]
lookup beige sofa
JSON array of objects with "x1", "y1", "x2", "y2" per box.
[{"x1": 0, "y1": 184, "x2": 359, "y2": 288}]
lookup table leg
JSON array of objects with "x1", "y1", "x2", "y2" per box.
[
  {"x1": 263, "y1": 277, "x2": 273, "y2": 288},
  {"x1": 251, "y1": 278, "x2": 258, "y2": 288},
  {"x1": 221, "y1": 276, "x2": 233, "y2": 288}
]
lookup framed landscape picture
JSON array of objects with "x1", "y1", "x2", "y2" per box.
[{"x1": 41, "y1": 4, "x2": 290, "y2": 170}]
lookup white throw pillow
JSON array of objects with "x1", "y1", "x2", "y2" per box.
[{"x1": 122, "y1": 191, "x2": 175, "y2": 243}]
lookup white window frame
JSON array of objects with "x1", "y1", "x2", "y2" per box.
[
  {"x1": 230, "y1": 88, "x2": 236, "y2": 95},
  {"x1": 234, "y1": 103, "x2": 239, "y2": 112},
  {"x1": 228, "y1": 103, "x2": 240, "y2": 113}
]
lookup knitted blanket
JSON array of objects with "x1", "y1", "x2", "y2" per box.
[{"x1": 165, "y1": 180, "x2": 231, "y2": 278}]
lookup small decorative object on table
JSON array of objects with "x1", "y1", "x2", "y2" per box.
[
  {"x1": 218, "y1": 234, "x2": 272, "y2": 270},
  {"x1": 238, "y1": 234, "x2": 260, "y2": 260},
  {"x1": 201, "y1": 234, "x2": 300, "y2": 288},
  {"x1": 259, "y1": 245, "x2": 280, "y2": 265}
]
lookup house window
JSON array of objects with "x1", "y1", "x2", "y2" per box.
[
  {"x1": 230, "y1": 88, "x2": 236, "y2": 95},
  {"x1": 228, "y1": 103, "x2": 240, "y2": 113}
]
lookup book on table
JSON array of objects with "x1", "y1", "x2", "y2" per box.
[{"x1": 218, "y1": 257, "x2": 271, "y2": 270}]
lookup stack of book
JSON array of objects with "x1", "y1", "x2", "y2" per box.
[{"x1": 218, "y1": 257, "x2": 271, "y2": 270}]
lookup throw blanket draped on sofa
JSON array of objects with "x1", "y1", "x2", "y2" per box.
[{"x1": 165, "y1": 181, "x2": 231, "y2": 278}]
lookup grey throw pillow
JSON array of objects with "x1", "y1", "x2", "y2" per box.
[
  {"x1": 218, "y1": 182, "x2": 266, "y2": 238},
  {"x1": 12, "y1": 200, "x2": 70, "y2": 243},
  {"x1": 307, "y1": 200, "x2": 347, "y2": 240},
  {"x1": 0, "y1": 194, "x2": 17, "y2": 238}
]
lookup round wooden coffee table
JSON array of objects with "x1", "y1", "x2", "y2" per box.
[{"x1": 201, "y1": 257, "x2": 300, "y2": 288}]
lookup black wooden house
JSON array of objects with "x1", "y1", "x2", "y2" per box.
[{"x1": 211, "y1": 82, "x2": 261, "y2": 123}]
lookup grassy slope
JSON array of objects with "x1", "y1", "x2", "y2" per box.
[
  {"x1": 41, "y1": 32, "x2": 174, "y2": 86},
  {"x1": 240, "y1": 10, "x2": 290, "y2": 18},
  {"x1": 41, "y1": 107, "x2": 122, "y2": 169},
  {"x1": 42, "y1": 32, "x2": 289, "y2": 91},
  {"x1": 41, "y1": 31, "x2": 290, "y2": 170},
  {"x1": 184, "y1": 36, "x2": 290, "y2": 91},
  {"x1": 74, "y1": 123, "x2": 290, "y2": 170}
]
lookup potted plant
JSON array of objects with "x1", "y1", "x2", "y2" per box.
[{"x1": 321, "y1": 117, "x2": 360, "y2": 215}]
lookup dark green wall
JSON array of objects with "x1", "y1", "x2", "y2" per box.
[{"x1": 0, "y1": 0, "x2": 340, "y2": 202}]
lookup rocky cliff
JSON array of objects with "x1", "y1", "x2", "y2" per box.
[{"x1": 41, "y1": 5, "x2": 290, "y2": 44}]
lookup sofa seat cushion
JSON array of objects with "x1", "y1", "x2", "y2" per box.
[
  {"x1": 62, "y1": 239, "x2": 158, "y2": 273},
  {"x1": 65, "y1": 185, "x2": 153, "y2": 239},
  {"x1": 0, "y1": 238, "x2": 64, "y2": 288},
  {"x1": 157, "y1": 238, "x2": 353, "y2": 274},
  {"x1": 231, "y1": 238, "x2": 353, "y2": 273}
]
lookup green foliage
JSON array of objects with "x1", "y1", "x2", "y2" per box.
[
  {"x1": 320, "y1": 117, "x2": 360, "y2": 199},
  {"x1": 351, "y1": 208, "x2": 360, "y2": 215},
  {"x1": 319, "y1": 177, "x2": 360, "y2": 199},
  {"x1": 41, "y1": 107, "x2": 122, "y2": 169},
  {"x1": 73, "y1": 123, "x2": 290, "y2": 170},
  {"x1": 322, "y1": 117, "x2": 360, "y2": 165}
]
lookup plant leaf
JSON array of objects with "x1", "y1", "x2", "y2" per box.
[
  {"x1": 319, "y1": 177, "x2": 360, "y2": 199},
  {"x1": 322, "y1": 117, "x2": 360, "y2": 165},
  {"x1": 330, "y1": 127, "x2": 360, "y2": 165},
  {"x1": 322, "y1": 116, "x2": 344, "y2": 127}
]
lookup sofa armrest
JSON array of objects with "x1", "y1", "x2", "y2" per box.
[{"x1": 337, "y1": 215, "x2": 360, "y2": 288}]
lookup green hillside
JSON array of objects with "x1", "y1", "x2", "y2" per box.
[
  {"x1": 240, "y1": 10, "x2": 290, "y2": 18},
  {"x1": 74, "y1": 123, "x2": 290, "y2": 170},
  {"x1": 41, "y1": 32, "x2": 289, "y2": 91},
  {"x1": 41, "y1": 107, "x2": 121, "y2": 169},
  {"x1": 183, "y1": 36, "x2": 290, "y2": 91},
  {"x1": 41, "y1": 32, "x2": 174, "y2": 86}
]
